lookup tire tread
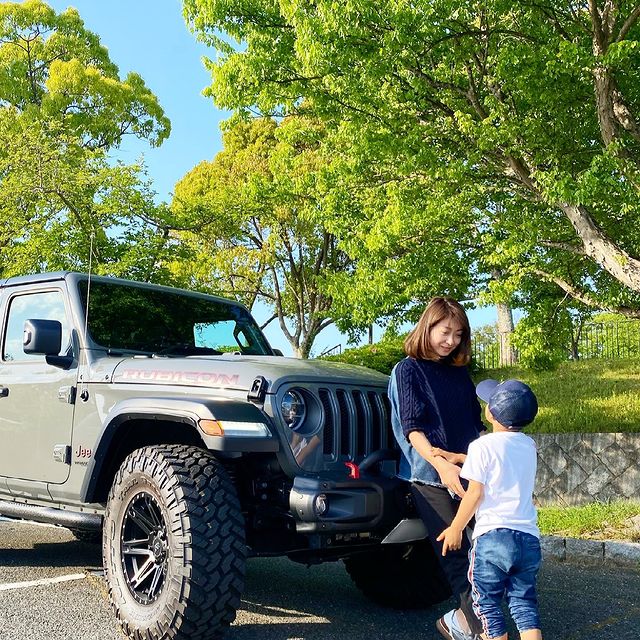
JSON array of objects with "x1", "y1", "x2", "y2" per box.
[{"x1": 104, "y1": 444, "x2": 246, "y2": 640}]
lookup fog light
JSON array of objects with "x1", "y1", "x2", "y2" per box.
[{"x1": 313, "y1": 493, "x2": 328, "y2": 516}]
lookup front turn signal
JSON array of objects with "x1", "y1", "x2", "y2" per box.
[{"x1": 199, "y1": 419, "x2": 224, "y2": 436}]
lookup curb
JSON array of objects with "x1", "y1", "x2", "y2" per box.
[{"x1": 541, "y1": 535, "x2": 640, "y2": 567}]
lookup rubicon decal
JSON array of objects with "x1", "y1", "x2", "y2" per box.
[{"x1": 117, "y1": 369, "x2": 240, "y2": 386}]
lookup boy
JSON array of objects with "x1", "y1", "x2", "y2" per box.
[{"x1": 437, "y1": 379, "x2": 543, "y2": 640}]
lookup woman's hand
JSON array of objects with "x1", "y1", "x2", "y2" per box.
[
  {"x1": 406, "y1": 432, "x2": 466, "y2": 496},
  {"x1": 431, "y1": 447, "x2": 466, "y2": 466},
  {"x1": 437, "y1": 460, "x2": 466, "y2": 498}
]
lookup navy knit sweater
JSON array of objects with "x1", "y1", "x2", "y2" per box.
[{"x1": 394, "y1": 357, "x2": 484, "y2": 455}]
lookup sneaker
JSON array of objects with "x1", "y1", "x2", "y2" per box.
[{"x1": 436, "y1": 609, "x2": 483, "y2": 640}]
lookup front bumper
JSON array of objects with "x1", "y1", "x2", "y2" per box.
[{"x1": 289, "y1": 473, "x2": 410, "y2": 536}]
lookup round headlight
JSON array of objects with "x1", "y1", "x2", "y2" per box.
[{"x1": 280, "y1": 389, "x2": 306, "y2": 430}]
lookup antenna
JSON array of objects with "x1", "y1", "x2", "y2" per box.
[
  {"x1": 79, "y1": 231, "x2": 95, "y2": 402},
  {"x1": 82, "y1": 231, "x2": 95, "y2": 347}
]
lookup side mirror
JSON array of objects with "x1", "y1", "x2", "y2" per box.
[
  {"x1": 23, "y1": 319, "x2": 62, "y2": 355},
  {"x1": 272, "y1": 348, "x2": 284, "y2": 357},
  {"x1": 23, "y1": 319, "x2": 73, "y2": 369}
]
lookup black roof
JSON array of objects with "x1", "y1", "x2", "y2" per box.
[{"x1": 0, "y1": 272, "x2": 242, "y2": 308}]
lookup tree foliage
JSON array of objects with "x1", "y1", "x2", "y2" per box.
[
  {"x1": 317, "y1": 144, "x2": 484, "y2": 333},
  {"x1": 320, "y1": 337, "x2": 405, "y2": 375},
  {"x1": 172, "y1": 116, "x2": 351, "y2": 358},
  {"x1": 183, "y1": 0, "x2": 640, "y2": 327},
  {"x1": 0, "y1": 0, "x2": 169, "y2": 146},
  {"x1": 0, "y1": 1, "x2": 171, "y2": 278}
]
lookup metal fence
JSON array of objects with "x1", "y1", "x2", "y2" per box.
[
  {"x1": 319, "y1": 343, "x2": 342, "y2": 357},
  {"x1": 575, "y1": 321, "x2": 640, "y2": 359},
  {"x1": 472, "y1": 320, "x2": 640, "y2": 370},
  {"x1": 472, "y1": 333, "x2": 513, "y2": 370}
]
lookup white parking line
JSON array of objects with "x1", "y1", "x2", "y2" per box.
[{"x1": 0, "y1": 573, "x2": 86, "y2": 591}]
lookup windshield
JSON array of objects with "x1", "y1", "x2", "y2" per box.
[{"x1": 78, "y1": 280, "x2": 273, "y2": 356}]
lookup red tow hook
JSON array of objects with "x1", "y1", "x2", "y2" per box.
[{"x1": 344, "y1": 461, "x2": 360, "y2": 479}]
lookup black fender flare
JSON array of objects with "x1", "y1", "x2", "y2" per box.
[{"x1": 81, "y1": 396, "x2": 279, "y2": 502}]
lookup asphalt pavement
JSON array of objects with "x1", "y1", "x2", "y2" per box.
[{"x1": 1, "y1": 519, "x2": 639, "y2": 640}]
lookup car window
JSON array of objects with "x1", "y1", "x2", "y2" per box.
[
  {"x1": 194, "y1": 320, "x2": 251, "y2": 353},
  {"x1": 78, "y1": 280, "x2": 273, "y2": 356},
  {"x1": 3, "y1": 291, "x2": 70, "y2": 362}
]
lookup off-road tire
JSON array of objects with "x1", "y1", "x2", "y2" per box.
[
  {"x1": 103, "y1": 445, "x2": 246, "y2": 640},
  {"x1": 344, "y1": 540, "x2": 451, "y2": 609}
]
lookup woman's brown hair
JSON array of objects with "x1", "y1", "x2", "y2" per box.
[{"x1": 403, "y1": 297, "x2": 472, "y2": 366}]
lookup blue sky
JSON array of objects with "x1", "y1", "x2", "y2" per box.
[
  {"x1": 46, "y1": 0, "x2": 498, "y2": 355},
  {"x1": 47, "y1": 0, "x2": 225, "y2": 201}
]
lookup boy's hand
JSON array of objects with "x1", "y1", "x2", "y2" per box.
[
  {"x1": 436, "y1": 526, "x2": 463, "y2": 556},
  {"x1": 431, "y1": 447, "x2": 466, "y2": 466}
]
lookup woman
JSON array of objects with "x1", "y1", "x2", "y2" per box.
[{"x1": 388, "y1": 297, "x2": 485, "y2": 640}]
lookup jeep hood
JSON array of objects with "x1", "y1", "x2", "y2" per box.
[{"x1": 110, "y1": 355, "x2": 389, "y2": 393}]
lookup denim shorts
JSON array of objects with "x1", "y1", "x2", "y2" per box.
[{"x1": 469, "y1": 528, "x2": 542, "y2": 639}]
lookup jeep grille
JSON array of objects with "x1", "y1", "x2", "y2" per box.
[{"x1": 318, "y1": 387, "x2": 392, "y2": 460}]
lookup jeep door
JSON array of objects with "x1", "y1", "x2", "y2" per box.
[{"x1": 0, "y1": 287, "x2": 76, "y2": 485}]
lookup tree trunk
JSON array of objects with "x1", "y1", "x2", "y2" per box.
[
  {"x1": 293, "y1": 326, "x2": 320, "y2": 359},
  {"x1": 297, "y1": 341, "x2": 312, "y2": 359},
  {"x1": 569, "y1": 333, "x2": 580, "y2": 361},
  {"x1": 561, "y1": 203, "x2": 640, "y2": 292},
  {"x1": 496, "y1": 302, "x2": 516, "y2": 367},
  {"x1": 491, "y1": 268, "x2": 517, "y2": 367},
  {"x1": 593, "y1": 64, "x2": 618, "y2": 146},
  {"x1": 505, "y1": 156, "x2": 640, "y2": 294},
  {"x1": 569, "y1": 316, "x2": 587, "y2": 361}
]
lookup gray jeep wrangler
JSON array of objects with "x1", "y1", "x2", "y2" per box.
[{"x1": 0, "y1": 272, "x2": 448, "y2": 640}]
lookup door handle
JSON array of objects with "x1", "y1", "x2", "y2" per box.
[{"x1": 0, "y1": 387, "x2": 8, "y2": 398}]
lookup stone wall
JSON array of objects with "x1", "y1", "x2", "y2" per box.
[{"x1": 532, "y1": 433, "x2": 640, "y2": 506}]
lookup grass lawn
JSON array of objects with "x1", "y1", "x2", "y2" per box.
[
  {"x1": 538, "y1": 500, "x2": 640, "y2": 542},
  {"x1": 325, "y1": 345, "x2": 640, "y2": 433},
  {"x1": 479, "y1": 358, "x2": 640, "y2": 433}
]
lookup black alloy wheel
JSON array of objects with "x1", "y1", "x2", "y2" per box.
[{"x1": 120, "y1": 491, "x2": 168, "y2": 605}]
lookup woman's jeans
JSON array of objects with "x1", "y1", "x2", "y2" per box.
[
  {"x1": 469, "y1": 528, "x2": 542, "y2": 638},
  {"x1": 411, "y1": 483, "x2": 483, "y2": 635}
]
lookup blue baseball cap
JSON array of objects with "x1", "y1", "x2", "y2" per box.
[{"x1": 476, "y1": 379, "x2": 538, "y2": 429}]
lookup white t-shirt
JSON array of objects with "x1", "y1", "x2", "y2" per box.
[{"x1": 461, "y1": 431, "x2": 540, "y2": 540}]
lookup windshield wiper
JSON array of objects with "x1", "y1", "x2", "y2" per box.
[
  {"x1": 152, "y1": 343, "x2": 223, "y2": 357},
  {"x1": 106, "y1": 348, "x2": 154, "y2": 357}
]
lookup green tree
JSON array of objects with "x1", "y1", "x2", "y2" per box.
[
  {"x1": 184, "y1": 0, "x2": 640, "y2": 320},
  {"x1": 172, "y1": 116, "x2": 351, "y2": 358},
  {"x1": 0, "y1": 0, "x2": 171, "y2": 277},
  {"x1": 0, "y1": 1, "x2": 169, "y2": 146},
  {"x1": 318, "y1": 151, "x2": 484, "y2": 335},
  {"x1": 469, "y1": 323, "x2": 502, "y2": 370}
]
